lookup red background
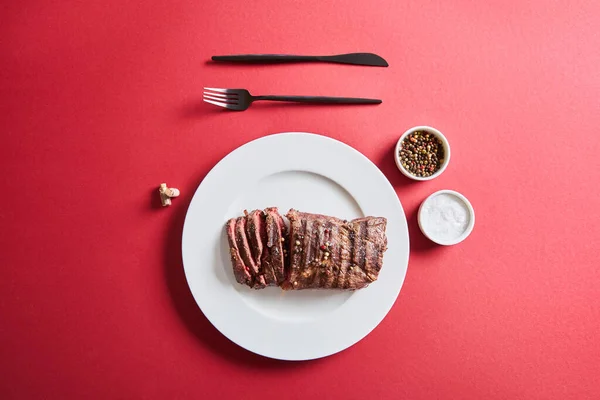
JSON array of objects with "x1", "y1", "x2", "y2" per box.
[{"x1": 2, "y1": 1, "x2": 599, "y2": 399}]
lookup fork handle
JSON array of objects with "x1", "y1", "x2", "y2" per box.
[
  {"x1": 253, "y1": 95, "x2": 382, "y2": 104},
  {"x1": 212, "y1": 54, "x2": 318, "y2": 63}
]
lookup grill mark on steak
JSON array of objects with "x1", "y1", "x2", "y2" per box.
[
  {"x1": 225, "y1": 218, "x2": 252, "y2": 285},
  {"x1": 357, "y1": 219, "x2": 373, "y2": 288},
  {"x1": 235, "y1": 217, "x2": 266, "y2": 288},
  {"x1": 350, "y1": 219, "x2": 366, "y2": 281},
  {"x1": 317, "y1": 220, "x2": 332, "y2": 288},
  {"x1": 334, "y1": 225, "x2": 351, "y2": 289},
  {"x1": 298, "y1": 218, "x2": 316, "y2": 288},
  {"x1": 331, "y1": 222, "x2": 343, "y2": 288},
  {"x1": 337, "y1": 224, "x2": 350, "y2": 289},
  {"x1": 322, "y1": 220, "x2": 336, "y2": 288},
  {"x1": 363, "y1": 219, "x2": 373, "y2": 279},
  {"x1": 342, "y1": 222, "x2": 357, "y2": 289},
  {"x1": 308, "y1": 220, "x2": 325, "y2": 287},
  {"x1": 359, "y1": 219, "x2": 368, "y2": 273},
  {"x1": 334, "y1": 223, "x2": 350, "y2": 289}
]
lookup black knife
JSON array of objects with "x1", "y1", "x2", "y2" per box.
[{"x1": 211, "y1": 53, "x2": 388, "y2": 67}]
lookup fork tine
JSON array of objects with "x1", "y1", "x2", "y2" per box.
[
  {"x1": 203, "y1": 98, "x2": 235, "y2": 109},
  {"x1": 202, "y1": 91, "x2": 237, "y2": 99},
  {"x1": 203, "y1": 94, "x2": 238, "y2": 103},
  {"x1": 203, "y1": 87, "x2": 229, "y2": 93}
]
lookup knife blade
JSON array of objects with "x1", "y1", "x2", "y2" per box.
[{"x1": 211, "y1": 53, "x2": 389, "y2": 67}]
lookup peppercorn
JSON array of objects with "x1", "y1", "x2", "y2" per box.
[{"x1": 398, "y1": 131, "x2": 445, "y2": 177}]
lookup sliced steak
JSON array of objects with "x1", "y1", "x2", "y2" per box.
[
  {"x1": 226, "y1": 208, "x2": 387, "y2": 291},
  {"x1": 235, "y1": 216, "x2": 266, "y2": 289},
  {"x1": 264, "y1": 207, "x2": 287, "y2": 286},
  {"x1": 225, "y1": 218, "x2": 252, "y2": 286},
  {"x1": 246, "y1": 210, "x2": 277, "y2": 286},
  {"x1": 285, "y1": 209, "x2": 387, "y2": 290}
]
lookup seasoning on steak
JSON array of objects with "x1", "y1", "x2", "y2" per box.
[
  {"x1": 285, "y1": 209, "x2": 387, "y2": 290},
  {"x1": 246, "y1": 210, "x2": 277, "y2": 286},
  {"x1": 264, "y1": 207, "x2": 287, "y2": 286}
]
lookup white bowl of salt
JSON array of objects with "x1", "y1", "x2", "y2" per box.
[{"x1": 418, "y1": 190, "x2": 475, "y2": 245}]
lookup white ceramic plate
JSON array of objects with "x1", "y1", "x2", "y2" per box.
[{"x1": 182, "y1": 132, "x2": 409, "y2": 360}]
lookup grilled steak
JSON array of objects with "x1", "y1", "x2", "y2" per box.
[
  {"x1": 285, "y1": 209, "x2": 387, "y2": 290},
  {"x1": 225, "y1": 208, "x2": 387, "y2": 290}
]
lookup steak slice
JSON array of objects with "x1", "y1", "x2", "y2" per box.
[
  {"x1": 285, "y1": 209, "x2": 388, "y2": 290},
  {"x1": 225, "y1": 218, "x2": 252, "y2": 286},
  {"x1": 245, "y1": 210, "x2": 277, "y2": 286},
  {"x1": 235, "y1": 216, "x2": 266, "y2": 289},
  {"x1": 264, "y1": 207, "x2": 287, "y2": 286}
]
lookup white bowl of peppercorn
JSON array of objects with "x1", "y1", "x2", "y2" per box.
[{"x1": 395, "y1": 126, "x2": 451, "y2": 181}]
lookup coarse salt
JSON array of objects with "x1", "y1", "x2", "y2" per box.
[{"x1": 418, "y1": 190, "x2": 475, "y2": 245}]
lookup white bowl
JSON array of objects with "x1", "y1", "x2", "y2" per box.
[
  {"x1": 418, "y1": 190, "x2": 475, "y2": 245},
  {"x1": 394, "y1": 126, "x2": 451, "y2": 181}
]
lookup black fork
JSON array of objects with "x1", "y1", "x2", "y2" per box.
[{"x1": 203, "y1": 87, "x2": 382, "y2": 111}]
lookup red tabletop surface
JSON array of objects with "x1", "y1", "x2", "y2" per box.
[{"x1": 2, "y1": 1, "x2": 599, "y2": 399}]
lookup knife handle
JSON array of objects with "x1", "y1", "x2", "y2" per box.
[{"x1": 212, "y1": 54, "x2": 319, "y2": 63}]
